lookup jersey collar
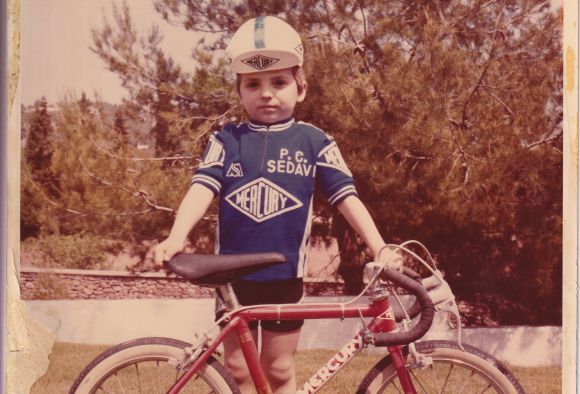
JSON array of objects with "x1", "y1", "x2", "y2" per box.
[{"x1": 248, "y1": 117, "x2": 295, "y2": 132}]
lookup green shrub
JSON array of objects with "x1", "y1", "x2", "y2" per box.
[{"x1": 30, "y1": 234, "x2": 113, "y2": 270}]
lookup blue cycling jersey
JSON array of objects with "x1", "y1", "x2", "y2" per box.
[{"x1": 192, "y1": 118, "x2": 357, "y2": 281}]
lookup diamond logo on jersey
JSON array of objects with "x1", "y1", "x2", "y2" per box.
[
  {"x1": 226, "y1": 163, "x2": 244, "y2": 177},
  {"x1": 225, "y1": 177, "x2": 303, "y2": 223},
  {"x1": 241, "y1": 54, "x2": 280, "y2": 70},
  {"x1": 317, "y1": 142, "x2": 352, "y2": 176}
]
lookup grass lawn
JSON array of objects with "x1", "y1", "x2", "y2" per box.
[{"x1": 33, "y1": 342, "x2": 561, "y2": 393}]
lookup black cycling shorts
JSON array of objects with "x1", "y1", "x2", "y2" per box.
[{"x1": 215, "y1": 278, "x2": 304, "y2": 332}]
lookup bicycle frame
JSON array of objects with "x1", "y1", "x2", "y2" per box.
[{"x1": 167, "y1": 295, "x2": 417, "y2": 394}]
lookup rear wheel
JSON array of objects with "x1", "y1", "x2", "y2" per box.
[
  {"x1": 69, "y1": 337, "x2": 239, "y2": 394},
  {"x1": 357, "y1": 340, "x2": 525, "y2": 393}
]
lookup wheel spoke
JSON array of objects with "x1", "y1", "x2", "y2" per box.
[
  {"x1": 439, "y1": 363, "x2": 453, "y2": 393},
  {"x1": 410, "y1": 369, "x2": 432, "y2": 393},
  {"x1": 379, "y1": 378, "x2": 403, "y2": 394},
  {"x1": 428, "y1": 365, "x2": 438, "y2": 393},
  {"x1": 135, "y1": 363, "x2": 143, "y2": 393},
  {"x1": 391, "y1": 380, "x2": 403, "y2": 394},
  {"x1": 115, "y1": 371, "x2": 127, "y2": 394},
  {"x1": 456, "y1": 369, "x2": 474, "y2": 394},
  {"x1": 156, "y1": 360, "x2": 161, "y2": 394}
]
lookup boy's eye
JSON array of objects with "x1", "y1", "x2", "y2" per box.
[
  {"x1": 244, "y1": 80, "x2": 260, "y2": 89},
  {"x1": 273, "y1": 79, "x2": 288, "y2": 87}
]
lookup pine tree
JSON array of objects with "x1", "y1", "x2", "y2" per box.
[
  {"x1": 78, "y1": 92, "x2": 92, "y2": 115},
  {"x1": 24, "y1": 97, "x2": 55, "y2": 184},
  {"x1": 21, "y1": 97, "x2": 59, "y2": 238},
  {"x1": 113, "y1": 107, "x2": 128, "y2": 139}
]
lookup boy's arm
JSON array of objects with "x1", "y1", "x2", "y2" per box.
[
  {"x1": 153, "y1": 183, "x2": 214, "y2": 265},
  {"x1": 336, "y1": 195, "x2": 401, "y2": 265}
]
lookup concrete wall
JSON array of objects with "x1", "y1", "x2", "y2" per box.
[{"x1": 25, "y1": 297, "x2": 561, "y2": 367}]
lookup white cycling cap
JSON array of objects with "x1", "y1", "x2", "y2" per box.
[{"x1": 226, "y1": 16, "x2": 304, "y2": 74}]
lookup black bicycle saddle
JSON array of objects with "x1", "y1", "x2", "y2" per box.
[{"x1": 166, "y1": 252, "x2": 287, "y2": 286}]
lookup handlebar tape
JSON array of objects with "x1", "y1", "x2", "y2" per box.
[
  {"x1": 390, "y1": 267, "x2": 423, "y2": 321},
  {"x1": 373, "y1": 267, "x2": 435, "y2": 347}
]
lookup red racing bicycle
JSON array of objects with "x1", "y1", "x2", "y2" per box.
[{"x1": 69, "y1": 241, "x2": 525, "y2": 393}]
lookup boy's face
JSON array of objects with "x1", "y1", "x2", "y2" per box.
[{"x1": 238, "y1": 68, "x2": 306, "y2": 124}]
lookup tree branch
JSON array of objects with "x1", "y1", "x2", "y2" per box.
[
  {"x1": 89, "y1": 136, "x2": 193, "y2": 163},
  {"x1": 25, "y1": 168, "x2": 155, "y2": 217},
  {"x1": 78, "y1": 158, "x2": 116, "y2": 188},
  {"x1": 339, "y1": 86, "x2": 372, "y2": 129},
  {"x1": 25, "y1": 170, "x2": 84, "y2": 215},
  {"x1": 461, "y1": 0, "x2": 507, "y2": 125},
  {"x1": 526, "y1": 129, "x2": 563, "y2": 149},
  {"x1": 358, "y1": 0, "x2": 368, "y2": 39},
  {"x1": 133, "y1": 183, "x2": 175, "y2": 213},
  {"x1": 307, "y1": 31, "x2": 357, "y2": 49},
  {"x1": 447, "y1": 146, "x2": 471, "y2": 193},
  {"x1": 310, "y1": 253, "x2": 341, "y2": 279},
  {"x1": 124, "y1": 63, "x2": 196, "y2": 103},
  {"x1": 178, "y1": 106, "x2": 237, "y2": 142},
  {"x1": 78, "y1": 157, "x2": 175, "y2": 214},
  {"x1": 485, "y1": 88, "x2": 515, "y2": 117}
]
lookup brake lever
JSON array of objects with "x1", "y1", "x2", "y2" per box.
[
  {"x1": 440, "y1": 299, "x2": 464, "y2": 351},
  {"x1": 424, "y1": 274, "x2": 465, "y2": 351}
]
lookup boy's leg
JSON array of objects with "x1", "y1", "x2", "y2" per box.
[
  {"x1": 223, "y1": 328, "x2": 259, "y2": 394},
  {"x1": 260, "y1": 328, "x2": 301, "y2": 394},
  {"x1": 220, "y1": 278, "x2": 303, "y2": 393}
]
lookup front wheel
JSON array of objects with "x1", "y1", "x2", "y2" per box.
[
  {"x1": 357, "y1": 340, "x2": 525, "y2": 394},
  {"x1": 69, "y1": 337, "x2": 240, "y2": 394}
]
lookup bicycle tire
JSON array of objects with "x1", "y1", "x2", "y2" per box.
[
  {"x1": 69, "y1": 337, "x2": 240, "y2": 394},
  {"x1": 356, "y1": 340, "x2": 525, "y2": 394}
]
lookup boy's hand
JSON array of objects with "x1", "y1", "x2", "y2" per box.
[
  {"x1": 376, "y1": 245, "x2": 404, "y2": 270},
  {"x1": 153, "y1": 238, "x2": 185, "y2": 267}
]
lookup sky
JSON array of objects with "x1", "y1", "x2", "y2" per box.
[
  {"x1": 20, "y1": 0, "x2": 565, "y2": 107},
  {"x1": 21, "y1": 0, "x2": 200, "y2": 106}
]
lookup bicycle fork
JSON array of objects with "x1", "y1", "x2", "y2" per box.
[{"x1": 388, "y1": 346, "x2": 417, "y2": 394}]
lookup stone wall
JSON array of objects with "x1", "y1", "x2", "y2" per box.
[{"x1": 19, "y1": 267, "x2": 346, "y2": 300}]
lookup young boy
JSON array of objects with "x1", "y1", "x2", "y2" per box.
[{"x1": 154, "y1": 16, "x2": 398, "y2": 394}]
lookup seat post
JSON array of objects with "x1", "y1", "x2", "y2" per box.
[{"x1": 218, "y1": 283, "x2": 241, "y2": 310}]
